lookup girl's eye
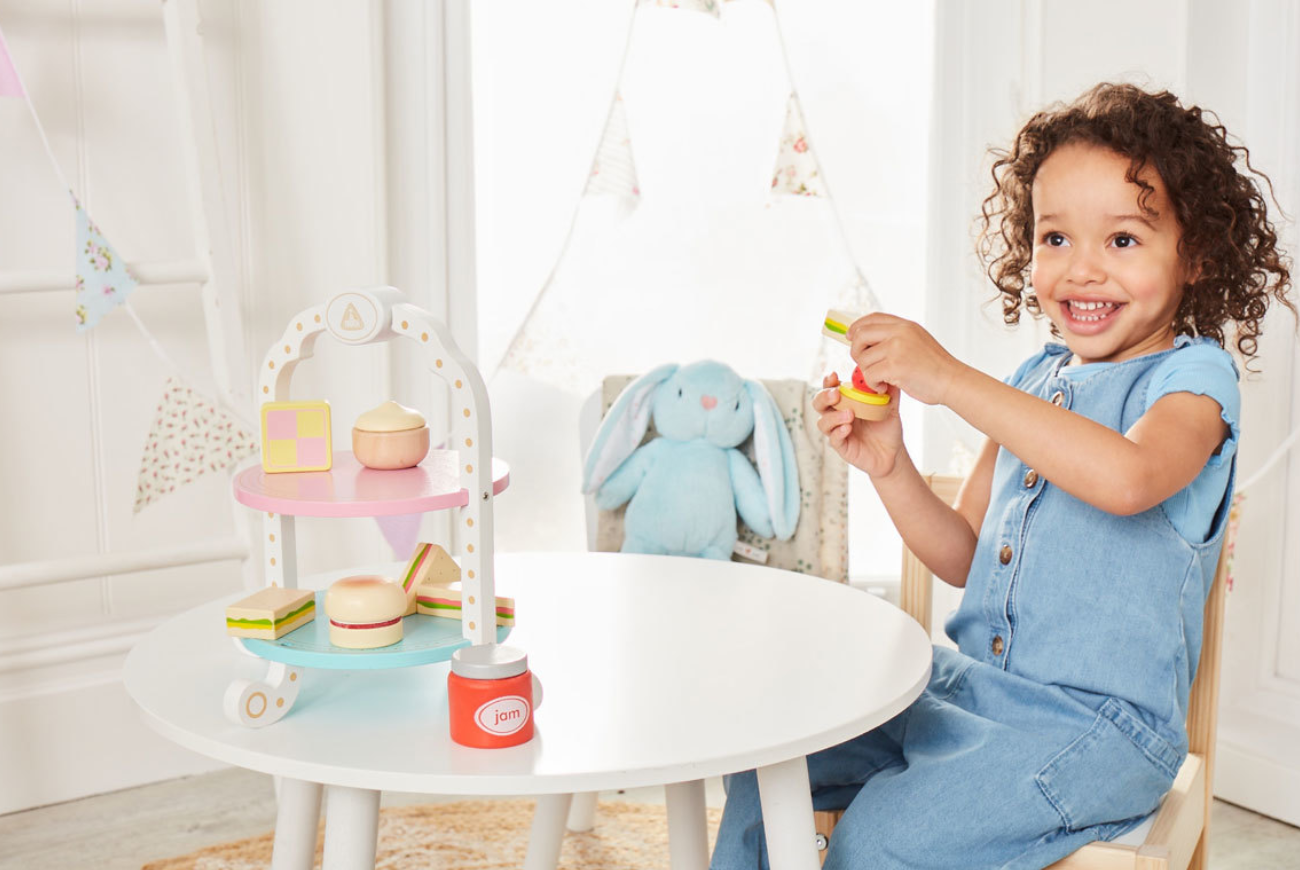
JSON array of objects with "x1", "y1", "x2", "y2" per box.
[
  {"x1": 1043, "y1": 232, "x2": 1067, "y2": 246},
  {"x1": 1112, "y1": 234, "x2": 1138, "y2": 248},
  {"x1": 734, "y1": 400, "x2": 740, "y2": 411},
  {"x1": 677, "y1": 388, "x2": 683, "y2": 398}
]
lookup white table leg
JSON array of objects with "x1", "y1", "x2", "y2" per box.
[
  {"x1": 524, "y1": 793, "x2": 573, "y2": 870},
  {"x1": 271, "y1": 778, "x2": 322, "y2": 870},
  {"x1": 665, "y1": 779, "x2": 709, "y2": 870},
  {"x1": 566, "y1": 791, "x2": 598, "y2": 831},
  {"x1": 322, "y1": 785, "x2": 381, "y2": 870},
  {"x1": 756, "y1": 757, "x2": 819, "y2": 870}
]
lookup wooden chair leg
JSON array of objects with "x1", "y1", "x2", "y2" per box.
[
  {"x1": 812, "y1": 810, "x2": 844, "y2": 866},
  {"x1": 1186, "y1": 832, "x2": 1207, "y2": 870}
]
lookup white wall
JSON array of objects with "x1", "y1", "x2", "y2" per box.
[{"x1": 0, "y1": 0, "x2": 400, "y2": 813}]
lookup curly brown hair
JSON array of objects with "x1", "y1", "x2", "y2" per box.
[{"x1": 977, "y1": 82, "x2": 1293, "y2": 361}]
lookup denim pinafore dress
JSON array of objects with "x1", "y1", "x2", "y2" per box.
[{"x1": 711, "y1": 339, "x2": 1237, "y2": 870}]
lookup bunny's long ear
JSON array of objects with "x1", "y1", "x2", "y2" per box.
[
  {"x1": 745, "y1": 379, "x2": 800, "y2": 540},
  {"x1": 581, "y1": 363, "x2": 679, "y2": 494}
]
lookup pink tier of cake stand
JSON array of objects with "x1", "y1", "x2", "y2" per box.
[{"x1": 234, "y1": 450, "x2": 510, "y2": 517}]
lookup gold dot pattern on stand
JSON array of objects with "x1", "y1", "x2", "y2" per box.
[
  {"x1": 463, "y1": 408, "x2": 471, "y2": 418},
  {"x1": 268, "y1": 361, "x2": 275, "y2": 369},
  {"x1": 468, "y1": 595, "x2": 476, "y2": 604},
  {"x1": 466, "y1": 464, "x2": 473, "y2": 473},
  {"x1": 276, "y1": 697, "x2": 285, "y2": 708},
  {"x1": 270, "y1": 557, "x2": 277, "y2": 567},
  {"x1": 468, "y1": 570, "x2": 475, "y2": 579},
  {"x1": 465, "y1": 438, "x2": 473, "y2": 447},
  {"x1": 467, "y1": 518, "x2": 474, "y2": 527},
  {"x1": 401, "y1": 320, "x2": 409, "y2": 329},
  {"x1": 314, "y1": 314, "x2": 321, "y2": 323},
  {"x1": 296, "y1": 323, "x2": 303, "y2": 331},
  {"x1": 262, "y1": 386, "x2": 269, "y2": 394},
  {"x1": 466, "y1": 544, "x2": 475, "y2": 553},
  {"x1": 246, "y1": 692, "x2": 266, "y2": 719},
  {"x1": 421, "y1": 332, "x2": 428, "y2": 342},
  {"x1": 469, "y1": 621, "x2": 476, "y2": 631},
  {"x1": 455, "y1": 379, "x2": 463, "y2": 389},
  {"x1": 284, "y1": 345, "x2": 290, "y2": 353},
  {"x1": 267, "y1": 512, "x2": 274, "y2": 518},
  {"x1": 436, "y1": 359, "x2": 444, "y2": 368},
  {"x1": 289, "y1": 672, "x2": 297, "y2": 682},
  {"x1": 269, "y1": 534, "x2": 276, "y2": 542}
]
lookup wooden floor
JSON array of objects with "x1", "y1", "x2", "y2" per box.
[{"x1": 1, "y1": 767, "x2": 1297, "y2": 869}]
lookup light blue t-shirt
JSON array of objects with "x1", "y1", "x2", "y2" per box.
[{"x1": 1056, "y1": 335, "x2": 1239, "y2": 542}]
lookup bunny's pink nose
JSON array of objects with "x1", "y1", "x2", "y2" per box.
[{"x1": 701, "y1": 395, "x2": 718, "y2": 410}]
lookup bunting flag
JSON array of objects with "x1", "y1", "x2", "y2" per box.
[
  {"x1": 770, "y1": 93, "x2": 824, "y2": 197},
  {"x1": 638, "y1": 0, "x2": 721, "y2": 17},
  {"x1": 584, "y1": 92, "x2": 641, "y2": 204},
  {"x1": 0, "y1": 26, "x2": 23, "y2": 97},
  {"x1": 375, "y1": 513, "x2": 423, "y2": 561},
  {"x1": 1225, "y1": 492, "x2": 1244, "y2": 592},
  {"x1": 135, "y1": 377, "x2": 259, "y2": 513},
  {"x1": 74, "y1": 196, "x2": 139, "y2": 331}
]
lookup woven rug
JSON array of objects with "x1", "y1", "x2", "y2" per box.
[{"x1": 143, "y1": 799, "x2": 723, "y2": 870}]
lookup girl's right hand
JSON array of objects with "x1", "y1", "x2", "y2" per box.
[{"x1": 813, "y1": 372, "x2": 904, "y2": 479}]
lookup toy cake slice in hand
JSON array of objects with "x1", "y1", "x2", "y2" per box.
[
  {"x1": 416, "y1": 581, "x2": 515, "y2": 627},
  {"x1": 225, "y1": 587, "x2": 316, "y2": 639}
]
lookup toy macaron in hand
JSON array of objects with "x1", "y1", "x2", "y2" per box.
[
  {"x1": 352, "y1": 400, "x2": 429, "y2": 469},
  {"x1": 325, "y1": 575, "x2": 407, "y2": 649}
]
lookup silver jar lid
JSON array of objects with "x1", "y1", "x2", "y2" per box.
[{"x1": 450, "y1": 643, "x2": 528, "y2": 680}]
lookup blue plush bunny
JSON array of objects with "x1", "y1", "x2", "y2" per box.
[{"x1": 581, "y1": 360, "x2": 800, "y2": 559}]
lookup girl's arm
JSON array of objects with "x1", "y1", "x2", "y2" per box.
[
  {"x1": 850, "y1": 314, "x2": 1229, "y2": 516},
  {"x1": 869, "y1": 437, "x2": 997, "y2": 588},
  {"x1": 813, "y1": 375, "x2": 995, "y2": 587}
]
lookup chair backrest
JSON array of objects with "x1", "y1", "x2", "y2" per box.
[
  {"x1": 580, "y1": 374, "x2": 850, "y2": 582},
  {"x1": 903, "y1": 474, "x2": 1229, "y2": 790}
]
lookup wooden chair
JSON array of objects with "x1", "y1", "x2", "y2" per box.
[{"x1": 813, "y1": 474, "x2": 1228, "y2": 870}]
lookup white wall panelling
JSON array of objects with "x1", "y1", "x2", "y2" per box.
[{"x1": 0, "y1": 0, "x2": 418, "y2": 812}]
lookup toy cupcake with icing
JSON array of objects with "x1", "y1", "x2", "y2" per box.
[{"x1": 352, "y1": 400, "x2": 429, "y2": 469}]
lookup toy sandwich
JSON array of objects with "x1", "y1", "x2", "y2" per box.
[
  {"x1": 225, "y1": 587, "x2": 316, "y2": 639},
  {"x1": 416, "y1": 582, "x2": 515, "y2": 627},
  {"x1": 822, "y1": 308, "x2": 891, "y2": 421}
]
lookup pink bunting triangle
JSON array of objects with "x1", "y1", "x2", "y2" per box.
[{"x1": 0, "y1": 27, "x2": 25, "y2": 98}]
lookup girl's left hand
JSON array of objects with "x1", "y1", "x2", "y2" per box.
[{"x1": 848, "y1": 313, "x2": 965, "y2": 406}]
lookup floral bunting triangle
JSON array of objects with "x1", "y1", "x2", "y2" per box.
[
  {"x1": 637, "y1": 0, "x2": 721, "y2": 18},
  {"x1": 770, "y1": 93, "x2": 824, "y2": 197},
  {"x1": 584, "y1": 92, "x2": 641, "y2": 203},
  {"x1": 135, "y1": 376, "x2": 259, "y2": 513},
  {"x1": 74, "y1": 195, "x2": 139, "y2": 332}
]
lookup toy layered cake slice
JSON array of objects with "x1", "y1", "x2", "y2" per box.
[
  {"x1": 821, "y1": 309, "x2": 859, "y2": 346},
  {"x1": 225, "y1": 587, "x2": 316, "y2": 639}
]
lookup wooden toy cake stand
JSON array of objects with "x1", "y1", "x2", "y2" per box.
[{"x1": 226, "y1": 286, "x2": 510, "y2": 727}]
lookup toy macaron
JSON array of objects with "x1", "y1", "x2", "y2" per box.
[
  {"x1": 822, "y1": 309, "x2": 891, "y2": 421},
  {"x1": 325, "y1": 575, "x2": 407, "y2": 649},
  {"x1": 352, "y1": 400, "x2": 430, "y2": 470}
]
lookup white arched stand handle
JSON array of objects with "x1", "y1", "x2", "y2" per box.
[
  {"x1": 223, "y1": 660, "x2": 304, "y2": 727},
  {"x1": 256, "y1": 286, "x2": 497, "y2": 646}
]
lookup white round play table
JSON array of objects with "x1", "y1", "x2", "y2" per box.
[{"x1": 124, "y1": 551, "x2": 932, "y2": 870}]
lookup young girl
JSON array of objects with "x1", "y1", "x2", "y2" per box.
[{"x1": 711, "y1": 84, "x2": 1293, "y2": 870}]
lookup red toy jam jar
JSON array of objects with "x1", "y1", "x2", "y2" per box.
[{"x1": 448, "y1": 644, "x2": 538, "y2": 748}]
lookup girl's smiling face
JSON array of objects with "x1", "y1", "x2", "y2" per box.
[{"x1": 1030, "y1": 142, "x2": 1192, "y2": 365}]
